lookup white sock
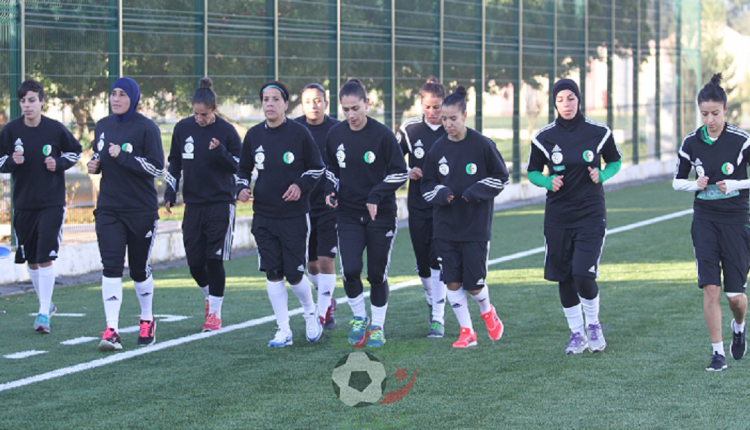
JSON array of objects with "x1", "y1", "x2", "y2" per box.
[
  {"x1": 563, "y1": 304, "x2": 584, "y2": 334},
  {"x1": 734, "y1": 319, "x2": 746, "y2": 334},
  {"x1": 266, "y1": 280, "x2": 290, "y2": 332},
  {"x1": 290, "y1": 276, "x2": 316, "y2": 317},
  {"x1": 470, "y1": 287, "x2": 492, "y2": 314},
  {"x1": 713, "y1": 341, "x2": 726, "y2": 356},
  {"x1": 348, "y1": 293, "x2": 367, "y2": 319},
  {"x1": 102, "y1": 276, "x2": 123, "y2": 331},
  {"x1": 308, "y1": 272, "x2": 319, "y2": 291},
  {"x1": 371, "y1": 303, "x2": 388, "y2": 328},
  {"x1": 208, "y1": 295, "x2": 224, "y2": 319},
  {"x1": 37, "y1": 265, "x2": 55, "y2": 317},
  {"x1": 420, "y1": 277, "x2": 432, "y2": 306},
  {"x1": 317, "y1": 274, "x2": 336, "y2": 316},
  {"x1": 446, "y1": 288, "x2": 473, "y2": 330},
  {"x1": 27, "y1": 266, "x2": 40, "y2": 299},
  {"x1": 199, "y1": 285, "x2": 209, "y2": 299},
  {"x1": 133, "y1": 276, "x2": 154, "y2": 321},
  {"x1": 431, "y1": 268, "x2": 446, "y2": 324},
  {"x1": 580, "y1": 294, "x2": 600, "y2": 326}
]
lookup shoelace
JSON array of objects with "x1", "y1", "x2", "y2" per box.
[
  {"x1": 430, "y1": 322, "x2": 441, "y2": 330},
  {"x1": 350, "y1": 318, "x2": 366, "y2": 331},
  {"x1": 568, "y1": 333, "x2": 584, "y2": 347},
  {"x1": 273, "y1": 328, "x2": 290, "y2": 342},
  {"x1": 587, "y1": 324, "x2": 609, "y2": 341},
  {"x1": 139, "y1": 321, "x2": 152, "y2": 337},
  {"x1": 369, "y1": 328, "x2": 383, "y2": 341}
]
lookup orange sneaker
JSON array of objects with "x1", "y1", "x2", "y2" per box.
[
  {"x1": 202, "y1": 312, "x2": 222, "y2": 332},
  {"x1": 481, "y1": 306, "x2": 504, "y2": 341},
  {"x1": 452, "y1": 327, "x2": 477, "y2": 348}
]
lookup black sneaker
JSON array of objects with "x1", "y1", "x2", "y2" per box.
[
  {"x1": 706, "y1": 352, "x2": 727, "y2": 371},
  {"x1": 731, "y1": 319, "x2": 746, "y2": 360},
  {"x1": 137, "y1": 319, "x2": 156, "y2": 346}
]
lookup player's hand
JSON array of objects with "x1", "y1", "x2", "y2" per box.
[
  {"x1": 209, "y1": 138, "x2": 220, "y2": 150},
  {"x1": 697, "y1": 176, "x2": 709, "y2": 190},
  {"x1": 588, "y1": 167, "x2": 600, "y2": 184},
  {"x1": 551, "y1": 175, "x2": 564, "y2": 192},
  {"x1": 366, "y1": 203, "x2": 378, "y2": 221},
  {"x1": 12, "y1": 149, "x2": 24, "y2": 164},
  {"x1": 108, "y1": 143, "x2": 121, "y2": 159},
  {"x1": 238, "y1": 188, "x2": 253, "y2": 202},
  {"x1": 446, "y1": 195, "x2": 454, "y2": 203},
  {"x1": 44, "y1": 156, "x2": 56, "y2": 172},
  {"x1": 326, "y1": 193, "x2": 338, "y2": 208},
  {"x1": 409, "y1": 167, "x2": 423, "y2": 180},
  {"x1": 87, "y1": 158, "x2": 100, "y2": 174},
  {"x1": 165, "y1": 201, "x2": 174, "y2": 214},
  {"x1": 283, "y1": 184, "x2": 302, "y2": 201},
  {"x1": 717, "y1": 180, "x2": 727, "y2": 194}
]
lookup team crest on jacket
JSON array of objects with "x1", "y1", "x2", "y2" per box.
[
  {"x1": 695, "y1": 158, "x2": 705, "y2": 177},
  {"x1": 183, "y1": 136, "x2": 195, "y2": 159},
  {"x1": 97, "y1": 133, "x2": 105, "y2": 151},
  {"x1": 255, "y1": 145, "x2": 265, "y2": 169},
  {"x1": 582, "y1": 150, "x2": 594, "y2": 162},
  {"x1": 438, "y1": 156, "x2": 449, "y2": 176},
  {"x1": 413, "y1": 140, "x2": 425, "y2": 159},
  {"x1": 121, "y1": 143, "x2": 133, "y2": 153},
  {"x1": 465, "y1": 163, "x2": 477, "y2": 175},
  {"x1": 364, "y1": 151, "x2": 376, "y2": 164},
  {"x1": 14, "y1": 138, "x2": 23, "y2": 154},
  {"x1": 722, "y1": 162, "x2": 735, "y2": 175},
  {"x1": 283, "y1": 151, "x2": 295, "y2": 164},
  {"x1": 42, "y1": 144, "x2": 52, "y2": 156},
  {"x1": 336, "y1": 144, "x2": 346, "y2": 168},
  {"x1": 551, "y1": 144, "x2": 563, "y2": 164}
]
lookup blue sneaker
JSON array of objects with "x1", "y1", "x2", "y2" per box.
[
  {"x1": 268, "y1": 328, "x2": 293, "y2": 347},
  {"x1": 365, "y1": 327, "x2": 386, "y2": 347},
  {"x1": 33, "y1": 313, "x2": 50, "y2": 334},
  {"x1": 348, "y1": 316, "x2": 370, "y2": 344}
]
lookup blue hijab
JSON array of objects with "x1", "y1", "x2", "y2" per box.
[{"x1": 111, "y1": 77, "x2": 141, "y2": 124}]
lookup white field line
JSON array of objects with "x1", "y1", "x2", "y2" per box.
[
  {"x1": 4, "y1": 350, "x2": 48, "y2": 360},
  {"x1": 0, "y1": 208, "x2": 694, "y2": 393}
]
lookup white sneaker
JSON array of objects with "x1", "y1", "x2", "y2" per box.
[
  {"x1": 565, "y1": 331, "x2": 589, "y2": 354},
  {"x1": 305, "y1": 312, "x2": 323, "y2": 342},
  {"x1": 586, "y1": 323, "x2": 607, "y2": 353},
  {"x1": 268, "y1": 328, "x2": 293, "y2": 347}
]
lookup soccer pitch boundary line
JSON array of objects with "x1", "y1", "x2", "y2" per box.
[{"x1": 0, "y1": 208, "x2": 694, "y2": 394}]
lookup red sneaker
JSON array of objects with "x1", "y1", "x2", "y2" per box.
[
  {"x1": 481, "y1": 306, "x2": 504, "y2": 341},
  {"x1": 137, "y1": 319, "x2": 156, "y2": 346},
  {"x1": 202, "y1": 312, "x2": 222, "y2": 332},
  {"x1": 452, "y1": 327, "x2": 477, "y2": 348}
]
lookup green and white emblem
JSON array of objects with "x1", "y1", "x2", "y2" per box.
[
  {"x1": 121, "y1": 143, "x2": 133, "y2": 153},
  {"x1": 582, "y1": 150, "x2": 594, "y2": 162},
  {"x1": 364, "y1": 151, "x2": 376, "y2": 164},
  {"x1": 466, "y1": 163, "x2": 477, "y2": 175},
  {"x1": 722, "y1": 162, "x2": 735, "y2": 175},
  {"x1": 283, "y1": 151, "x2": 295, "y2": 164},
  {"x1": 42, "y1": 145, "x2": 52, "y2": 156}
]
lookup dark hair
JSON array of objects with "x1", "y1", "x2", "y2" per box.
[
  {"x1": 302, "y1": 83, "x2": 327, "y2": 101},
  {"x1": 697, "y1": 73, "x2": 727, "y2": 107},
  {"x1": 18, "y1": 79, "x2": 44, "y2": 101},
  {"x1": 419, "y1": 76, "x2": 446, "y2": 100},
  {"x1": 192, "y1": 77, "x2": 216, "y2": 110},
  {"x1": 259, "y1": 80, "x2": 289, "y2": 102},
  {"x1": 339, "y1": 78, "x2": 367, "y2": 101},
  {"x1": 442, "y1": 85, "x2": 467, "y2": 113}
]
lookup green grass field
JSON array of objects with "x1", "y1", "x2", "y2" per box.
[{"x1": 0, "y1": 180, "x2": 743, "y2": 429}]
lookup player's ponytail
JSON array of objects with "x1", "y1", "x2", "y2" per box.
[
  {"x1": 697, "y1": 73, "x2": 727, "y2": 107},
  {"x1": 419, "y1": 77, "x2": 446, "y2": 100},
  {"x1": 339, "y1": 78, "x2": 367, "y2": 102},
  {"x1": 442, "y1": 85, "x2": 468, "y2": 113},
  {"x1": 192, "y1": 77, "x2": 217, "y2": 110}
]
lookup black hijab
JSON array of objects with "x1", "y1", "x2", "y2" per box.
[{"x1": 552, "y1": 79, "x2": 584, "y2": 131}]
